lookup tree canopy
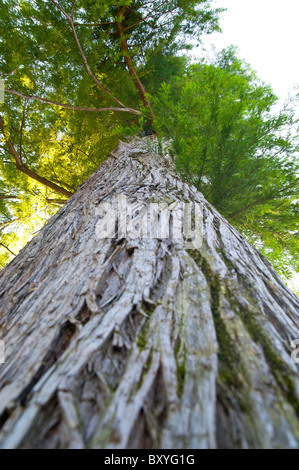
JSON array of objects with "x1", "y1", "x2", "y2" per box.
[
  {"x1": 152, "y1": 47, "x2": 299, "y2": 277},
  {"x1": 0, "y1": 0, "x2": 222, "y2": 266},
  {"x1": 0, "y1": 1, "x2": 298, "y2": 287}
]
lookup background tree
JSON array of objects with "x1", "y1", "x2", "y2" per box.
[{"x1": 153, "y1": 47, "x2": 299, "y2": 278}]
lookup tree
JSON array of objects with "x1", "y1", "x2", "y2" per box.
[
  {"x1": 152, "y1": 47, "x2": 299, "y2": 277},
  {"x1": 0, "y1": 138, "x2": 299, "y2": 449},
  {"x1": 0, "y1": 0, "x2": 222, "y2": 265},
  {"x1": 0, "y1": 0, "x2": 299, "y2": 450}
]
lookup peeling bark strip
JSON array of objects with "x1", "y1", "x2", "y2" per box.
[{"x1": 0, "y1": 137, "x2": 299, "y2": 449}]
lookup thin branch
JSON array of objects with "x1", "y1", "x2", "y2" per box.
[
  {"x1": 214, "y1": 122, "x2": 282, "y2": 190},
  {"x1": 70, "y1": 0, "x2": 76, "y2": 19},
  {"x1": 123, "y1": 0, "x2": 172, "y2": 32},
  {"x1": 50, "y1": 0, "x2": 71, "y2": 19},
  {"x1": 0, "y1": 115, "x2": 73, "y2": 198},
  {"x1": 0, "y1": 208, "x2": 12, "y2": 221},
  {"x1": 227, "y1": 183, "x2": 298, "y2": 218},
  {"x1": 5, "y1": 89, "x2": 141, "y2": 116},
  {"x1": 46, "y1": 198, "x2": 67, "y2": 205},
  {"x1": 73, "y1": 21, "x2": 115, "y2": 27},
  {"x1": 19, "y1": 101, "x2": 27, "y2": 159},
  {"x1": 210, "y1": 146, "x2": 292, "y2": 203},
  {"x1": 116, "y1": 7, "x2": 155, "y2": 124},
  {"x1": 197, "y1": 104, "x2": 216, "y2": 188},
  {"x1": 0, "y1": 242, "x2": 16, "y2": 257},
  {"x1": 50, "y1": 0, "x2": 128, "y2": 109},
  {"x1": 75, "y1": 147, "x2": 97, "y2": 166},
  {"x1": 227, "y1": 198, "x2": 274, "y2": 218},
  {"x1": 273, "y1": 180, "x2": 299, "y2": 196},
  {"x1": 127, "y1": 43, "x2": 143, "y2": 48},
  {"x1": 0, "y1": 195, "x2": 19, "y2": 200}
]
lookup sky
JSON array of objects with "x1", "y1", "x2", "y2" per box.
[{"x1": 196, "y1": 0, "x2": 299, "y2": 103}]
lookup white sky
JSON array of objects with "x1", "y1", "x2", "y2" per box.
[{"x1": 196, "y1": 0, "x2": 299, "y2": 102}]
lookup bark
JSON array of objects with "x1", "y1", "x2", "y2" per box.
[{"x1": 0, "y1": 137, "x2": 299, "y2": 449}]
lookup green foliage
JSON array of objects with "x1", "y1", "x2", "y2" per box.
[
  {"x1": 153, "y1": 47, "x2": 299, "y2": 277},
  {"x1": 0, "y1": 0, "x2": 221, "y2": 266},
  {"x1": 1, "y1": 1, "x2": 298, "y2": 286}
]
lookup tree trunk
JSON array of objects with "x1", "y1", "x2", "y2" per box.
[{"x1": 0, "y1": 137, "x2": 299, "y2": 449}]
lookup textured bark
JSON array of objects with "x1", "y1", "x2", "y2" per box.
[{"x1": 0, "y1": 138, "x2": 299, "y2": 449}]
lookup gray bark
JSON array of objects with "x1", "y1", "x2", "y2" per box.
[{"x1": 0, "y1": 138, "x2": 299, "y2": 449}]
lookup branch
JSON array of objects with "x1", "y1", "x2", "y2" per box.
[
  {"x1": 116, "y1": 8, "x2": 155, "y2": 124},
  {"x1": 215, "y1": 122, "x2": 282, "y2": 189},
  {"x1": 210, "y1": 146, "x2": 293, "y2": 203},
  {"x1": 0, "y1": 115, "x2": 73, "y2": 198},
  {"x1": 70, "y1": 0, "x2": 76, "y2": 19},
  {"x1": 19, "y1": 101, "x2": 27, "y2": 159},
  {"x1": 5, "y1": 89, "x2": 141, "y2": 116},
  {"x1": 46, "y1": 198, "x2": 67, "y2": 205},
  {"x1": 0, "y1": 243, "x2": 16, "y2": 257},
  {"x1": 226, "y1": 183, "x2": 298, "y2": 218},
  {"x1": 123, "y1": 0, "x2": 172, "y2": 32},
  {"x1": 227, "y1": 197, "x2": 275, "y2": 218},
  {"x1": 0, "y1": 195, "x2": 19, "y2": 200},
  {"x1": 0, "y1": 208, "x2": 12, "y2": 221},
  {"x1": 197, "y1": 105, "x2": 216, "y2": 188},
  {"x1": 50, "y1": 0, "x2": 128, "y2": 109},
  {"x1": 0, "y1": 219, "x2": 18, "y2": 230},
  {"x1": 73, "y1": 21, "x2": 115, "y2": 27}
]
